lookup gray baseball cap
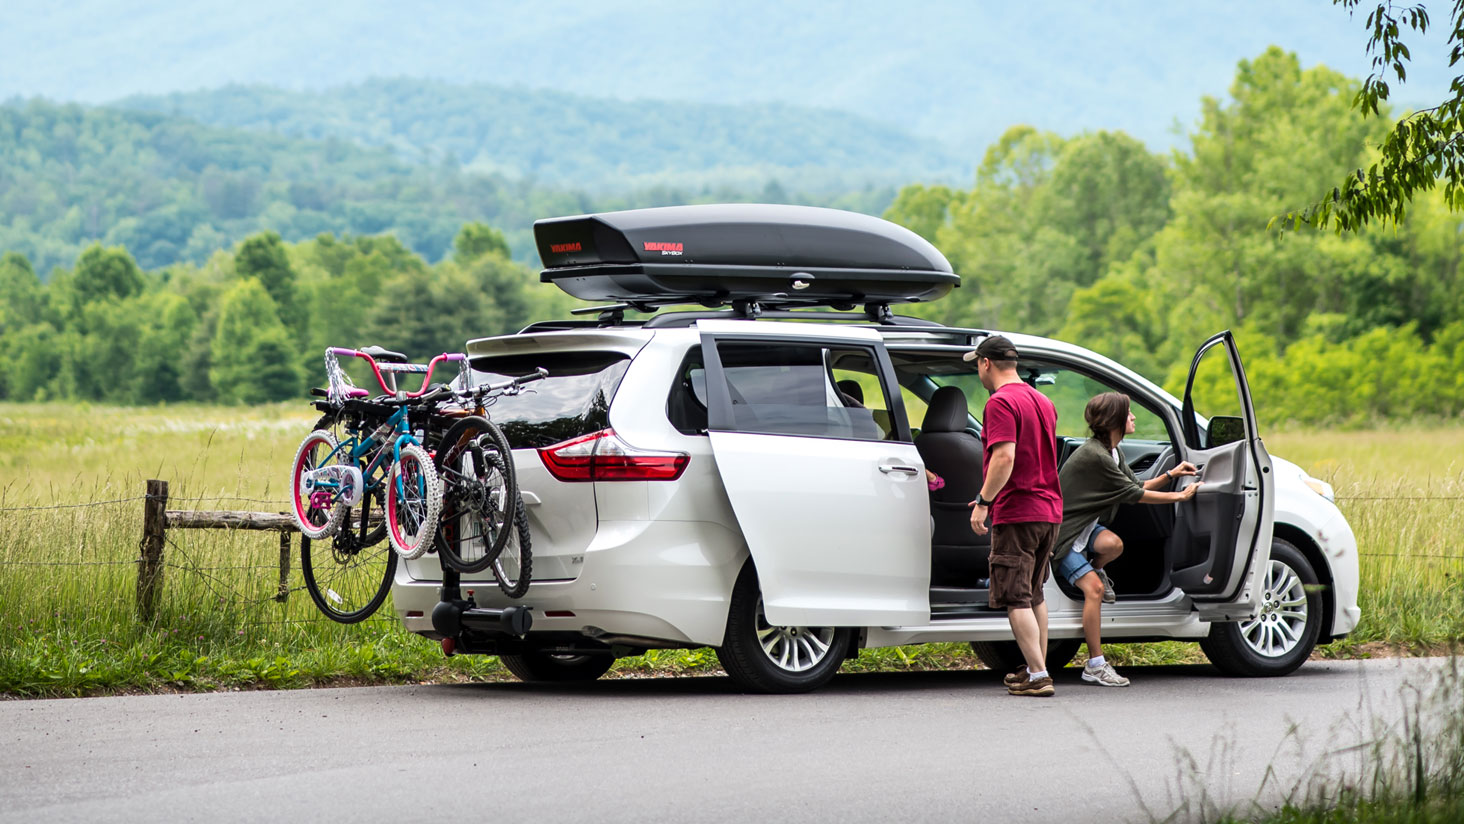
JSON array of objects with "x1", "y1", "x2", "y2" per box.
[{"x1": 962, "y1": 334, "x2": 1019, "y2": 362}]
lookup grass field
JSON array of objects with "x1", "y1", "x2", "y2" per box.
[{"x1": 1, "y1": 403, "x2": 1461, "y2": 697}]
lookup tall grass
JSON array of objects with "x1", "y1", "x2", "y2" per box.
[
  {"x1": 0, "y1": 404, "x2": 1460, "y2": 696},
  {"x1": 1267, "y1": 428, "x2": 1464, "y2": 651}
]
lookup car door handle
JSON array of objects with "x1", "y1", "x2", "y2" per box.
[{"x1": 878, "y1": 464, "x2": 921, "y2": 476}]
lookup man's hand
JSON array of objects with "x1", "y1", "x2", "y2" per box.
[
  {"x1": 969, "y1": 501, "x2": 990, "y2": 536},
  {"x1": 1178, "y1": 481, "x2": 1202, "y2": 501}
]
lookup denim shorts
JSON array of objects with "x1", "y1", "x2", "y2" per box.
[{"x1": 1054, "y1": 525, "x2": 1109, "y2": 586}]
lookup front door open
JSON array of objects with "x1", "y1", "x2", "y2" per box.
[
  {"x1": 698, "y1": 321, "x2": 931, "y2": 627},
  {"x1": 1170, "y1": 331, "x2": 1275, "y2": 620}
]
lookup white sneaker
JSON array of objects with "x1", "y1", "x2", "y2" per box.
[{"x1": 1082, "y1": 661, "x2": 1130, "y2": 687}]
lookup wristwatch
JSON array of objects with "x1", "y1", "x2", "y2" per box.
[{"x1": 975, "y1": 492, "x2": 995, "y2": 507}]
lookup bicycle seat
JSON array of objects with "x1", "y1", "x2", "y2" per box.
[{"x1": 360, "y1": 345, "x2": 409, "y2": 364}]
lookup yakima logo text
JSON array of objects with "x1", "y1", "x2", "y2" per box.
[
  {"x1": 643, "y1": 241, "x2": 683, "y2": 256},
  {"x1": 550, "y1": 241, "x2": 582, "y2": 254}
]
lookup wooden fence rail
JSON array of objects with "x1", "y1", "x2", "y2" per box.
[{"x1": 137, "y1": 479, "x2": 300, "y2": 620}]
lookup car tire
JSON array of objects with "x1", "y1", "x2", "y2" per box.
[
  {"x1": 969, "y1": 638, "x2": 1083, "y2": 674},
  {"x1": 716, "y1": 563, "x2": 853, "y2": 694},
  {"x1": 499, "y1": 651, "x2": 614, "y2": 683},
  {"x1": 1200, "y1": 538, "x2": 1322, "y2": 677}
]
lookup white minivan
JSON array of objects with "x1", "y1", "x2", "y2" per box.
[{"x1": 392, "y1": 204, "x2": 1360, "y2": 693}]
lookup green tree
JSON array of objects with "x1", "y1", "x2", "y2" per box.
[
  {"x1": 210, "y1": 278, "x2": 301, "y2": 403},
  {"x1": 0, "y1": 252, "x2": 44, "y2": 336},
  {"x1": 452, "y1": 222, "x2": 511, "y2": 264},
  {"x1": 234, "y1": 232, "x2": 303, "y2": 333},
  {"x1": 1289, "y1": 1, "x2": 1464, "y2": 231},
  {"x1": 71, "y1": 243, "x2": 144, "y2": 309}
]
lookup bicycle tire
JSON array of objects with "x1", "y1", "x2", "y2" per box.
[
  {"x1": 300, "y1": 533, "x2": 397, "y2": 624},
  {"x1": 433, "y1": 416, "x2": 516, "y2": 571},
  {"x1": 290, "y1": 429, "x2": 346, "y2": 540},
  {"x1": 385, "y1": 443, "x2": 442, "y2": 560},
  {"x1": 493, "y1": 490, "x2": 533, "y2": 598},
  {"x1": 311, "y1": 412, "x2": 390, "y2": 550}
]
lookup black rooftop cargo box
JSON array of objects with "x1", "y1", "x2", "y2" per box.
[{"x1": 533, "y1": 204, "x2": 958, "y2": 307}]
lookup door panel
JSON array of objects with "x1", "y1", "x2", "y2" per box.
[
  {"x1": 698, "y1": 324, "x2": 930, "y2": 627},
  {"x1": 708, "y1": 432, "x2": 930, "y2": 625},
  {"x1": 1172, "y1": 332, "x2": 1274, "y2": 619}
]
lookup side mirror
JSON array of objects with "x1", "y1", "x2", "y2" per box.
[{"x1": 1206, "y1": 416, "x2": 1245, "y2": 448}]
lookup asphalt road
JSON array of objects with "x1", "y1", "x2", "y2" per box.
[{"x1": 1, "y1": 657, "x2": 1453, "y2": 824}]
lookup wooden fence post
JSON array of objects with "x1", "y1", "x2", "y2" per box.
[
  {"x1": 137, "y1": 479, "x2": 168, "y2": 620},
  {"x1": 276, "y1": 532, "x2": 292, "y2": 603}
]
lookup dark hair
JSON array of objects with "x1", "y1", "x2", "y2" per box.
[{"x1": 1085, "y1": 392, "x2": 1130, "y2": 441}]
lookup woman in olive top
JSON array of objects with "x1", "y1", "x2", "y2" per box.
[{"x1": 1054, "y1": 392, "x2": 1201, "y2": 687}]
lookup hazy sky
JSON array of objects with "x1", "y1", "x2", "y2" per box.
[{"x1": 1, "y1": 0, "x2": 1454, "y2": 150}]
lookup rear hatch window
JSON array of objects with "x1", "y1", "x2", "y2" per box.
[{"x1": 465, "y1": 351, "x2": 631, "y2": 448}]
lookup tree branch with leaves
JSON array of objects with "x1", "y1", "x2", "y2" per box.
[{"x1": 1281, "y1": 1, "x2": 1464, "y2": 231}]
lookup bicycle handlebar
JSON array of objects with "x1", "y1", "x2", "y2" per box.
[{"x1": 327, "y1": 348, "x2": 467, "y2": 398}]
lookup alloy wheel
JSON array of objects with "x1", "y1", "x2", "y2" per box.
[
  {"x1": 754, "y1": 596, "x2": 836, "y2": 673},
  {"x1": 1238, "y1": 559, "x2": 1309, "y2": 658}
]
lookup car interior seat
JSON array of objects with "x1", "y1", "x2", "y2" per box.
[{"x1": 914, "y1": 384, "x2": 990, "y2": 586}]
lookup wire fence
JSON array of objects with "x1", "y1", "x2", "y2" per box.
[{"x1": 1, "y1": 489, "x2": 1462, "y2": 609}]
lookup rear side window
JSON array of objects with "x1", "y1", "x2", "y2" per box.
[
  {"x1": 465, "y1": 351, "x2": 630, "y2": 448},
  {"x1": 709, "y1": 341, "x2": 892, "y2": 441}
]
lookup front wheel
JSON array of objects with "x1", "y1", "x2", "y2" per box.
[
  {"x1": 289, "y1": 430, "x2": 346, "y2": 540},
  {"x1": 1200, "y1": 539, "x2": 1322, "y2": 677},
  {"x1": 385, "y1": 443, "x2": 441, "y2": 560},
  {"x1": 715, "y1": 564, "x2": 853, "y2": 694}
]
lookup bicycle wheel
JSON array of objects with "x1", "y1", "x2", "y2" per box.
[
  {"x1": 434, "y1": 416, "x2": 516, "y2": 572},
  {"x1": 300, "y1": 529, "x2": 397, "y2": 623},
  {"x1": 492, "y1": 491, "x2": 533, "y2": 598},
  {"x1": 385, "y1": 443, "x2": 441, "y2": 560},
  {"x1": 290, "y1": 429, "x2": 346, "y2": 540}
]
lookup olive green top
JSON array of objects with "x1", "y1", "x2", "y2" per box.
[{"x1": 1053, "y1": 437, "x2": 1146, "y2": 562}]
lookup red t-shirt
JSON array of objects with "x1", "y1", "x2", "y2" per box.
[{"x1": 981, "y1": 382, "x2": 1062, "y2": 524}]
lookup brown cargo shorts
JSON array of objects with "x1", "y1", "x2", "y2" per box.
[{"x1": 988, "y1": 521, "x2": 1059, "y2": 610}]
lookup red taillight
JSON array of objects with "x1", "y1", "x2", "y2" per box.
[{"x1": 539, "y1": 429, "x2": 689, "y2": 482}]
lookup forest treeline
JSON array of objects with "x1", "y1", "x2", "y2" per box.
[
  {"x1": 0, "y1": 224, "x2": 578, "y2": 405},
  {"x1": 886, "y1": 47, "x2": 1464, "y2": 425},
  {"x1": 2, "y1": 47, "x2": 1463, "y2": 423},
  {"x1": 0, "y1": 97, "x2": 897, "y2": 275}
]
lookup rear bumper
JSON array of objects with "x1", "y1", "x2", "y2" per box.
[{"x1": 393, "y1": 519, "x2": 746, "y2": 649}]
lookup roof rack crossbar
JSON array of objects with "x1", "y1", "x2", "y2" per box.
[{"x1": 640, "y1": 308, "x2": 947, "y2": 330}]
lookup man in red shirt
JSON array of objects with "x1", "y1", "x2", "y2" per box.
[{"x1": 966, "y1": 335, "x2": 1063, "y2": 697}]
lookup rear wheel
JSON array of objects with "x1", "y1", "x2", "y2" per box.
[
  {"x1": 491, "y1": 493, "x2": 533, "y2": 598},
  {"x1": 385, "y1": 443, "x2": 441, "y2": 560},
  {"x1": 1200, "y1": 539, "x2": 1321, "y2": 677},
  {"x1": 969, "y1": 638, "x2": 1083, "y2": 674},
  {"x1": 300, "y1": 528, "x2": 396, "y2": 624},
  {"x1": 715, "y1": 564, "x2": 852, "y2": 694},
  {"x1": 499, "y1": 650, "x2": 614, "y2": 682}
]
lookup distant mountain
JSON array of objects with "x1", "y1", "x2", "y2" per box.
[
  {"x1": 0, "y1": 99, "x2": 899, "y2": 274},
  {"x1": 0, "y1": 0, "x2": 1455, "y2": 150},
  {"x1": 114, "y1": 79, "x2": 966, "y2": 191}
]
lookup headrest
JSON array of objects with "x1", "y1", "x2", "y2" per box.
[
  {"x1": 923, "y1": 385, "x2": 970, "y2": 433},
  {"x1": 836, "y1": 379, "x2": 864, "y2": 405}
]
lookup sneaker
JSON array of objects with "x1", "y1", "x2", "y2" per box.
[
  {"x1": 1003, "y1": 668, "x2": 1027, "y2": 686},
  {"x1": 1096, "y1": 569, "x2": 1116, "y2": 604},
  {"x1": 1082, "y1": 661, "x2": 1130, "y2": 687},
  {"x1": 1007, "y1": 673, "x2": 1055, "y2": 697}
]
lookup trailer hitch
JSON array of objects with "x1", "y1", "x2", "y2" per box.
[{"x1": 431, "y1": 597, "x2": 533, "y2": 639}]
